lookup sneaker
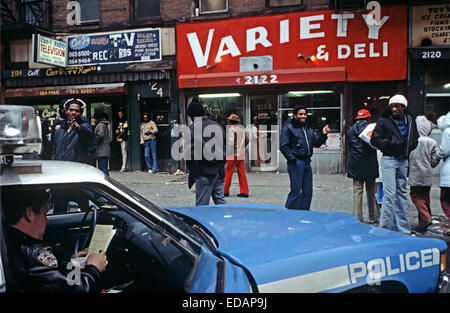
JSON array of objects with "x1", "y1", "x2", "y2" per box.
[
  {"x1": 120, "y1": 168, "x2": 127, "y2": 172},
  {"x1": 148, "y1": 170, "x2": 153, "y2": 173},
  {"x1": 224, "y1": 193, "x2": 229, "y2": 197},
  {"x1": 237, "y1": 193, "x2": 249, "y2": 198}
]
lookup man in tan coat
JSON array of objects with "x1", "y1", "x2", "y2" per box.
[{"x1": 140, "y1": 112, "x2": 158, "y2": 173}]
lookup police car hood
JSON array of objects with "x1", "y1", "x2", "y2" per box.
[{"x1": 168, "y1": 204, "x2": 447, "y2": 292}]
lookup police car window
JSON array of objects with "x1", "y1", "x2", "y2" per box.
[{"x1": 46, "y1": 185, "x2": 93, "y2": 215}]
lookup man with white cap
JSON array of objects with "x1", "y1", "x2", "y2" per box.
[{"x1": 371, "y1": 94, "x2": 419, "y2": 234}]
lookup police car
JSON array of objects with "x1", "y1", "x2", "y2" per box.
[{"x1": 0, "y1": 105, "x2": 449, "y2": 293}]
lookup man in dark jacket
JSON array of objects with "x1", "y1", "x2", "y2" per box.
[
  {"x1": 3, "y1": 187, "x2": 107, "y2": 292},
  {"x1": 280, "y1": 105, "x2": 330, "y2": 210},
  {"x1": 371, "y1": 94, "x2": 419, "y2": 234},
  {"x1": 185, "y1": 97, "x2": 227, "y2": 206},
  {"x1": 347, "y1": 109, "x2": 379, "y2": 223},
  {"x1": 52, "y1": 99, "x2": 96, "y2": 164}
]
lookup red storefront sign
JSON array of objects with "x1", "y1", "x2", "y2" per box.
[{"x1": 176, "y1": 5, "x2": 407, "y2": 88}]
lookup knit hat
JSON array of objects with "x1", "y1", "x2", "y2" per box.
[
  {"x1": 389, "y1": 94, "x2": 407, "y2": 107},
  {"x1": 187, "y1": 97, "x2": 206, "y2": 118},
  {"x1": 356, "y1": 109, "x2": 371, "y2": 120}
]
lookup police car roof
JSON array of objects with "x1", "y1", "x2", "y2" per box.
[{"x1": 1, "y1": 160, "x2": 106, "y2": 187}]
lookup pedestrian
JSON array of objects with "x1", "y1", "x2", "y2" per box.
[
  {"x1": 52, "y1": 98, "x2": 96, "y2": 164},
  {"x1": 140, "y1": 112, "x2": 159, "y2": 173},
  {"x1": 408, "y1": 115, "x2": 440, "y2": 232},
  {"x1": 370, "y1": 94, "x2": 419, "y2": 234},
  {"x1": 347, "y1": 109, "x2": 379, "y2": 223},
  {"x1": 224, "y1": 113, "x2": 249, "y2": 197},
  {"x1": 115, "y1": 109, "x2": 129, "y2": 172},
  {"x1": 435, "y1": 112, "x2": 450, "y2": 220},
  {"x1": 280, "y1": 105, "x2": 330, "y2": 210},
  {"x1": 93, "y1": 112, "x2": 111, "y2": 176},
  {"x1": 185, "y1": 97, "x2": 227, "y2": 206}
]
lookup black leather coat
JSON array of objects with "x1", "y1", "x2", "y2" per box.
[{"x1": 5, "y1": 227, "x2": 100, "y2": 293}]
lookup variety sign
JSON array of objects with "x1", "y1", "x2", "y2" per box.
[
  {"x1": 176, "y1": 5, "x2": 407, "y2": 88},
  {"x1": 67, "y1": 28, "x2": 161, "y2": 66}
]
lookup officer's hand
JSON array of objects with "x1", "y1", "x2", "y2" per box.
[
  {"x1": 71, "y1": 248, "x2": 88, "y2": 259},
  {"x1": 87, "y1": 250, "x2": 108, "y2": 272},
  {"x1": 322, "y1": 124, "x2": 330, "y2": 134}
]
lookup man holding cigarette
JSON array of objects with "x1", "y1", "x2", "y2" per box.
[{"x1": 52, "y1": 98, "x2": 96, "y2": 164}]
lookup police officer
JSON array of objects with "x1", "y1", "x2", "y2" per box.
[{"x1": 3, "y1": 187, "x2": 108, "y2": 292}]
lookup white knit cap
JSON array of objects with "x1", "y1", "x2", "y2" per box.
[{"x1": 389, "y1": 94, "x2": 407, "y2": 107}]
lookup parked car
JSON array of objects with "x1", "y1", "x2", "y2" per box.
[{"x1": 0, "y1": 105, "x2": 449, "y2": 293}]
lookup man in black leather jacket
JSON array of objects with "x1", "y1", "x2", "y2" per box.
[
  {"x1": 3, "y1": 187, "x2": 108, "y2": 292},
  {"x1": 280, "y1": 105, "x2": 330, "y2": 210}
]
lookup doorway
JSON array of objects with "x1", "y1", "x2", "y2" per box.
[{"x1": 247, "y1": 95, "x2": 279, "y2": 171}]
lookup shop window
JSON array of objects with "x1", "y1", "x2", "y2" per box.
[
  {"x1": 199, "y1": 0, "x2": 228, "y2": 14},
  {"x1": 269, "y1": 0, "x2": 302, "y2": 7},
  {"x1": 280, "y1": 91, "x2": 341, "y2": 133},
  {"x1": 21, "y1": 0, "x2": 43, "y2": 25},
  {"x1": 424, "y1": 60, "x2": 450, "y2": 124},
  {"x1": 195, "y1": 94, "x2": 242, "y2": 128},
  {"x1": 134, "y1": 0, "x2": 160, "y2": 19},
  {"x1": 77, "y1": 0, "x2": 99, "y2": 23}
]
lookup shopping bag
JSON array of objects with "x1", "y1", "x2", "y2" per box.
[{"x1": 358, "y1": 123, "x2": 376, "y2": 149}]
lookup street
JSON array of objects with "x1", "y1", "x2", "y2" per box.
[{"x1": 110, "y1": 170, "x2": 446, "y2": 230}]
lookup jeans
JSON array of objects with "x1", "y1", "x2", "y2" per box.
[
  {"x1": 195, "y1": 173, "x2": 226, "y2": 206},
  {"x1": 380, "y1": 156, "x2": 410, "y2": 234},
  {"x1": 144, "y1": 139, "x2": 158, "y2": 171},
  {"x1": 285, "y1": 159, "x2": 313, "y2": 210},
  {"x1": 97, "y1": 157, "x2": 109, "y2": 176}
]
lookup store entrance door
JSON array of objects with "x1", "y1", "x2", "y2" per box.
[{"x1": 247, "y1": 95, "x2": 279, "y2": 171}]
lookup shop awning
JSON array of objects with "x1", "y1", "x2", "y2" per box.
[
  {"x1": 5, "y1": 83, "x2": 127, "y2": 98},
  {"x1": 178, "y1": 67, "x2": 346, "y2": 89}
]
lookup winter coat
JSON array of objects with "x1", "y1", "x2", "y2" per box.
[
  {"x1": 140, "y1": 120, "x2": 158, "y2": 143},
  {"x1": 52, "y1": 118, "x2": 96, "y2": 163},
  {"x1": 347, "y1": 119, "x2": 379, "y2": 180},
  {"x1": 435, "y1": 112, "x2": 450, "y2": 187},
  {"x1": 280, "y1": 118, "x2": 327, "y2": 162},
  {"x1": 408, "y1": 116, "x2": 439, "y2": 187},
  {"x1": 370, "y1": 109, "x2": 419, "y2": 160},
  {"x1": 94, "y1": 120, "x2": 111, "y2": 158},
  {"x1": 186, "y1": 117, "x2": 226, "y2": 188}
]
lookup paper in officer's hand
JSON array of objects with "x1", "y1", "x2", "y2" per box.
[{"x1": 88, "y1": 225, "x2": 115, "y2": 255}]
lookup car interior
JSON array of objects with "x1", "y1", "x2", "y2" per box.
[{"x1": 2, "y1": 183, "x2": 200, "y2": 293}]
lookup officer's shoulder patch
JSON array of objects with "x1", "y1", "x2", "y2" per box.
[{"x1": 35, "y1": 246, "x2": 58, "y2": 268}]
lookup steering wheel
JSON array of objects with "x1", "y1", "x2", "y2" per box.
[{"x1": 74, "y1": 204, "x2": 98, "y2": 253}]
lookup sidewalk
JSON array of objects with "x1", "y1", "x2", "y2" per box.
[{"x1": 110, "y1": 170, "x2": 446, "y2": 230}]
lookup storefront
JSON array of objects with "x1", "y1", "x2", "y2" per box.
[
  {"x1": 2, "y1": 67, "x2": 175, "y2": 172},
  {"x1": 176, "y1": 5, "x2": 408, "y2": 173},
  {"x1": 1, "y1": 27, "x2": 178, "y2": 172}
]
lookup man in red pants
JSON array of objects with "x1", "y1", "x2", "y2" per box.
[{"x1": 224, "y1": 114, "x2": 249, "y2": 197}]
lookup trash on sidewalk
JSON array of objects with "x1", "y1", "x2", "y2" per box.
[{"x1": 174, "y1": 169, "x2": 185, "y2": 175}]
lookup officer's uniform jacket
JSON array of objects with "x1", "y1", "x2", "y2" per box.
[{"x1": 6, "y1": 226, "x2": 100, "y2": 293}]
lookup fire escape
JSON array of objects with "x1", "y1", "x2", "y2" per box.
[{"x1": 1, "y1": 0, "x2": 52, "y2": 29}]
